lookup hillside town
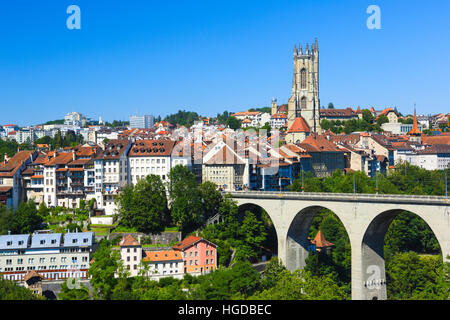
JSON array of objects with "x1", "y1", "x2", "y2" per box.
[{"x1": 1, "y1": 38, "x2": 450, "y2": 301}]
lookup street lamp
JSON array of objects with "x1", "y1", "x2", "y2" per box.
[
  {"x1": 375, "y1": 171, "x2": 379, "y2": 195},
  {"x1": 301, "y1": 164, "x2": 304, "y2": 193}
]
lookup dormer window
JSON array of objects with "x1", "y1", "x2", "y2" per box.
[
  {"x1": 40, "y1": 240, "x2": 45, "y2": 245},
  {"x1": 83, "y1": 238, "x2": 88, "y2": 243},
  {"x1": 73, "y1": 239, "x2": 78, "y2": 243},
  {"x1": 6, "y1": 241, "x2": 12, "y2": 246},
  {"x1": 51, "y1": 239, "x2": 56, "y2": 244}
]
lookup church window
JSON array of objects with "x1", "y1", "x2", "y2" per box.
[
  {"x1": 300, "y1": 69, "x2": 307, "y2": 89},
  {"x1": 301, "y1": 96, "x2": 307, "y2": 110}
]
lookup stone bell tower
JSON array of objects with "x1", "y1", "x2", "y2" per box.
[{"x1": 287, "y1": 38, "x2": 321, "y2": 134}]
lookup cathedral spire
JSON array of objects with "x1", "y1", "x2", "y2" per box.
[{"x1": 315, "y1": 38, "x2": 318, "y2": 51}]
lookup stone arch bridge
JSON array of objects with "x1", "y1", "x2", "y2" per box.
[{"x1": 227, "y1": 191, "x2": 450, "y2": 300}]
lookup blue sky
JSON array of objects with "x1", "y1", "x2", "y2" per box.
[{"x1": 0, "y1": 0, "x2": 449, "y2": 126}]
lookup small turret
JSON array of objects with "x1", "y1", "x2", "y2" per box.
[
  {"x1": 299, "y1": 43, "x2": 303, "y2": 55},
  {"x1": 306, "y1": 43, "x2": 310, "y2": 54},
  {"x1": 294, "y1": 44, "x2": 298, "y2": 57},
  {"x1": 271, "y1": 98, "x2": 278, "y2": 115}
]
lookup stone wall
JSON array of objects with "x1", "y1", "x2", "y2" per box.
[{"x1": 108, "y1": 231, "x2": 182, "y2": 245}]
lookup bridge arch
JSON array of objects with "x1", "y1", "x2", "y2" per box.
[
  {"x1": 360, "y1": 207, "x2": 447, "y2": 300},
  {"x1": 236, "y1": 203, "x2": 279, "y2": 258},
  {"x1": 286, "y1": 204, "x2": 353, "y2": 273}
]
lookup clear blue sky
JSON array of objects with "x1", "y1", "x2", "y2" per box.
[{"x1": 1, "y1": 0, "x2": 449, "y2": 126}]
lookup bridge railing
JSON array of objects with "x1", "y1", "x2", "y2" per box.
[{"x1": 225, "y1": 191, "x2": 449, "y2": 204}]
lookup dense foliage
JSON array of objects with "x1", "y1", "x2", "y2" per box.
[
  {"x1": 289, "y1": 163, "x2": 449, "y2": 196},
  {"x1": 0, "y1": 278, "x2": 44, "y2": 300},
  {"x1": 0, "y1": 201, "x2": 43, "y2": 235},
  {"x1": 164, "y1": 110, "x2": 200, "y2": 127},
  {"x1": 226, "y1": 116, "x2": 241, "y2": 130},
  {"x1": 0, "y1": 139, "x2": 34, "y2": 162},
  {"x1": 34, "y1": 130, "x2": 84, "y2": 149},
  {"x1": 79, "y1": 241, "x2": 351, "y2": 300},
  {"x1": 116, "y1": 175, "x2": 169, "y2": 233}
]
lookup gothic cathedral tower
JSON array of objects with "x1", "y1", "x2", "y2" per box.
[{"x1": 287, "y1": 38, "x2": 321, "y2": 134}]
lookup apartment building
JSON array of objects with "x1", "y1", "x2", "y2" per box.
[
  {"x1": 270, "y1": 113, "x2": 288, "y2": 129},
  {"x1": 94, "y1": 140, "x2": 131, "y2": 215},
  {"x1": 0, "y1": 231, "x2": 95, "y2": 281},
  {"x1": 128, "y1": 139, "x2": 176, "y2": 185},
  {"x1": 142, "y1": 250, "x2": 184, "y2": 280},
  {"x1": 202, "y1": 142, "x2": 247, "y2": 191},
  {"x1": 0, "y1": 150, "x2": 37, "y2": 210}
]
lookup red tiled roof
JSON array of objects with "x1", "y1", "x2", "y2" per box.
[
  {"x1": 311, "y1": 230, "x2": 334, "y2": 248},
  {"x1": 288, "y1": 117, "x2": 310, "y2": 133},
  {"x1": 298, "y1": 134, "x2": 343, "y2": 153},
  {"x1": 0, "y1": 150, "x2": 35, "y2": 177},
  {"x1": 46, "y1": 153, "x2": 73, "y2": 166},
  {"x1": 128, "y1": 140, "x2": 175, "y2": 157},
  {"x1": 320, "y1": 107, "x2": 357, "y2": 117},
  {"x1": 173, "y1": 236, "x2": 216, "y2": 251},
  {"x1": 142, "y1": 250, "x2": 183, "y2": 262},
  {"x1": 119, "y1": 234, "x2": 140, "y2": 247},
  {"x1": 422, "y1": 135, "x2": 450, "y2": 145}
]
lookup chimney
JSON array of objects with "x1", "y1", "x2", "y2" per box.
[
  {"x1": 72, "y1": 149, "x2": 76, "y2": 161},
  {"x1": 4, "y1": 153, "x2": 9, "y2": 164},
  {"x1": 8, "y1": 231, "x2": 11, "y2": 235}
]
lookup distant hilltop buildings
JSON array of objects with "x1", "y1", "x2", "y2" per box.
[{"x1": 129, "y1": 114, "x2": 154, "y2": 129}]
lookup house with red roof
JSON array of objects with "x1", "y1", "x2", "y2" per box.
[
  {"x1": 286, "y1": 116, "x2": 311, "y2": 144},
  {"x1": 297, "y1": 134, "x2": 346, "y2": 177},
  {"x1": 173, "y1": 235, "x2": 217, "y2": 275},
  {"x1": 0, "y1": 150, "x2": 37, "y2": 209}
]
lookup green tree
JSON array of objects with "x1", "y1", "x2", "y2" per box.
[
  {"x1": 199, "y1": 181, "x2": 223, "y2": 220},
  {"x1": 328, "y1": 102, "x2": 334, "y2": 109},
  {"x1": 0, "y1": 205, "x2": 14, "y2": 235},
  {"x1": 362, "y1": 109, "x2": 374, "y2": 124},
  {"x1": 37, "y1": 202, "x2": 50, "y2": 219},
  {"x1": 189, "y1": 261, "x2": 261, "y2": 299},
  {"x1": 116, "y1": 175, "x2": 168, "y2": 233},
  {"x1": 251, "y1": 269, "x2": 348, "y2": 300},
  {"x1": 386, "y1": 252, "x2": 446, "y2": 300},
  {"x1": 168, "y1": 165, "x2": 203, "y2": 233},
  {"x1": 89, "y1": 239, "x2": 126, "y2": 300},
  {"x1": 58, "y1": 281, "x2": 90, "y2": 300},
  {"x1": 13, "y1": 200, "x2": 43, "y2": 234},
  {"x1": 226, "y1": 116, "x2": 241, "y2": 130},
  {"x1": 235, "y1": 211, "x2": 267, "y2": 261},
  {"x1": 261, "y1": 257, "x2": 287, "y2": 290},
  {"x1": 0, "y1": 278, "x2": 44, "y2": 300}
]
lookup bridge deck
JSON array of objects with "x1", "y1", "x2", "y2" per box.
[{"x1": 226, "y1": 191, "x2": 450, "y2": 206}]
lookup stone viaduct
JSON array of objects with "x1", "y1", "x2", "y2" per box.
[{"x1": 227, "y1": 191, "x2": 450, "y2": 300}]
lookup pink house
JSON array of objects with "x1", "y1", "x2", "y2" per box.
[{"x1": 173, "y1": 236, "x2": 217, "y2": 275}]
